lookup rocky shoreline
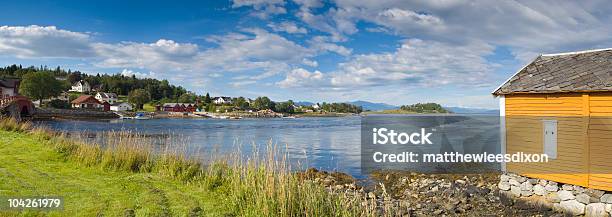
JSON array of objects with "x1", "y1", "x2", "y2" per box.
[{"x1": 300, "y1": 169, "x2": 565, "y2": 216}]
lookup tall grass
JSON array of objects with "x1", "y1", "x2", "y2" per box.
[{"x1": 1, "y1": 118, "x2": 380, "y2": 216}]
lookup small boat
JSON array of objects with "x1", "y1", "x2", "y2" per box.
[{"x1": 134, "y1": 113, "x2": 151, "y2": 120}]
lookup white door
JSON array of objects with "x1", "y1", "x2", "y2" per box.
[{"x1": 543, "y1": 120, "x2": 558, "y2": 159}]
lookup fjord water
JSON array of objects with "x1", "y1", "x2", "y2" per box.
[
  {"x1": 36, "y1": 115, "x2": 500, "y2": 178},
  {"x1": 37, "y1": 117, "x2": 363, "y2": 177}
]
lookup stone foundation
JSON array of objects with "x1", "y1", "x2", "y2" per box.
[{"x1": 499, "y1": 173, "x2": 612, "y2": 216}]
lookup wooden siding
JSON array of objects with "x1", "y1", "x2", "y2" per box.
[
  {"x1": 505, "y1": 93, "x2": 595, "y2": 189},
  {"x1": 588, "y1": 93, "x2": 612, "y2": 191}
]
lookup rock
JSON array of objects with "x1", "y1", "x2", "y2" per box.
[
  {"x1": 562, "y1": 184, "x2": 575, "y2": 191},
  {"x1": 511, "y1": 186, "x2": 522, "y2": 197},
  {"x1": 498, "y1": 182, "x2": 511, "y2": 191},
  {"x1": 527, "y1": 179, "x2": 538, "y2": 185},
  {"x1": 574, "y1": 186, "x2": 586, "y2": 194},
  {"x1": 500, "y1": 174, "x2": 510, "y2": 182},
  {"x1": 455, "y1": 179, "x2": 466, "y2": 185},
  {"x1": 558, "y1": 190, "x2": 576, "y2": 201},
  {"x1": 516, "y1": 176, "x2": 527, "y2": 183},
  {"x1": 539, "y1": 179, "x2": 548, "y2": 186},
  {"x1": 545, "y1": 184, "x2": 559, "y2": 192},
  {"x1": 521, "y1": 181, "x2": 533, "y2": 191},
  {"x1": 433, "y1": 209, "x2": 443, "y2": 215},
  {"x1": 534, "y1": 185, "x2": 547, "y2": 196},
  {"x1": 586, "y1": 189, "x2": 606, "y2": 199},
  {"x1": 585, "y1": 203, "x2": 607, "y2": 217},
  {"x1": 521, "y1": 190, "x2": 534, "y2": 197},
  {"x1": 559, "y1": 200, "x2": 586, "y2": 215},
  {"x1": 548, "y1": 192, "x2": 562, "y2": 203},
  {"x1": 600, "y1": 194, "x2": 612, "y2": 203},
  {"x1": 605, "y1": 204, "x2": 611, "y2": 213},
  {"x1": 576, "y1": 194, "x2": 591, "y2": 204},
  {"x1": 124, "y1": 209, "x2": 135, "y2": 217},
  {"x1": 431, "y1": 186, "x2": 439, "y2": 192},
  {"x1": 509, "y1": 179, "x2": 521, "y2": 186}
]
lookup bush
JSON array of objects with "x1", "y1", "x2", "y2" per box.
[{"x1": 47, "y1": 99, "x2": 71, "y2": 109}]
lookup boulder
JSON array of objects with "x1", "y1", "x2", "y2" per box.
[
  {"x1": 573, "y1": 186, "x2": 586, "y2": 194},
  {"x1": 585, "y1": 203, "x2": 607, "y2": 217},
  {"x1": 559, "y1": 200, "x2": 585, "y2": 215},
  {"x1": 600, "y1": 194, "x2": 612, "y2": 203},
  {"x1": 545, "y1": 184, "x2": 559, "y2": 192},
  {"x1": 527, "y1": 179, "x2": 538, "y2": 185},
  {"x1": 534, "y1": 185, "x2": 547, "y2": 196},
  {"x1": 586, "y1": 189, "x2": 606, "y2": 199},
  {"x1": 509, "y1": 179, "x2": 521, "y2": 186},
  {"x1": 500, "y1": 174, "x2": 510, "y2": 182},
  {"x1": 521, "y1": 181, "x2": 533, "y2": 191},
  {"x1": 558, "y1": 190, "x2": 576, "y2": 201},
  {"x1": 548, "y1": 192, "x2": 562, "y2": 203},
  {"x1": 511, "y1": 186, "x2": 522, "y2": 197},
  {"x1": 562, "y1": 184, "x2": 575, "y2": 191},
  {"x1": 605, "y1": 204, "x2": 611, "y2": 213},
  {"x1": 498, "y1": 182, "x2": 511, "y2": 191},
  {"x1": 516, "y1": 176, "x2": 527, "y2": 183},
  {"x1": 576, "y1": 193, "x2": 591, "y2": 204},
  {"x1": 538, "y1": 179, "x2": 548, "y2": 186}
]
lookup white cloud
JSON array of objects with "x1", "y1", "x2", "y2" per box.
[
  {"x1": 277, "y1": 68, "x2": 325, "y2": 88},
  {"x1": 120, "y1": 69, "x2": 156, "y2": 78},
  {"x1": 94, "y1": 39, "x2": 199, "y2": 71},
  {"x1": 267, "y1": 21, "x2": 308, "y2": 34},
  {"x1": 0, "y1": 25, "x2": 95, "y2": 58},
  {"x1": 232, "y1": 0, "x2": 286, "y2": 18},
  {"x1": 308, "y1": 36, "x2": 352, "y2": 56},
  {"x1": 330, "y1": 39, "x2": 494, "y2": 87}
]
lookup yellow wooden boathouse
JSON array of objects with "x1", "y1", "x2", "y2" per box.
[{"x1": 493, "y1": 48, "x2": 612, "y2": 191}]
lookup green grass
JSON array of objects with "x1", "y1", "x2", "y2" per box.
[
  {"x1": 0, "y1": 130, "x2": 229, "y2": 216},
  {"x1": 0, "y1": 119, "x2": 380, "y2": 216}
]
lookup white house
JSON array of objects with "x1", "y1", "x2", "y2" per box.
[
  {"x1": 110, "y1": 102, "x2": 132, "y2": 111},
  {"x1": 213, "y1": 96, "x2": 232, "y2": 105},
  {"x1": 70, "y1": 80, "x2": 91, "y2": 93},
  {"x1": 95, "y1": 92, "x2": 118, "y2": 104},
  {"x1": 312, "y1": 103, "x2": 320, "y2": 110},
  {"x1": 0, "y1": 79, "x2": 19, "y2": 98}
]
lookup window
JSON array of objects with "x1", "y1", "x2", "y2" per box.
[{"x1": 543, "y1": 120, "x2": 558, "y2": 159}]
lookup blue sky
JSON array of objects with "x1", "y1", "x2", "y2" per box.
[{"x1": 2, "y1": 0, "x2": 612, "y2": 108}]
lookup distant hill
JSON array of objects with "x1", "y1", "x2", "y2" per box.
[
  {"x1": 294, "y1": 101, "x2": 315, "y2": 106},
  {"x1": 445, "y1": 107, "x2": 499, "y2": 114},
  {"x1": 347, "y1": 101, "x2": 399, "y2": 111}
]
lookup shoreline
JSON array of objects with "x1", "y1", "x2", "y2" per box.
[{"x1": 1, "y1": 119, "x2": 565, "y2": 216}]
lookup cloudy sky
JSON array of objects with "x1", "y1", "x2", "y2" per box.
[{"x1": 2, "y1": 0, "x2": 612, "y2": 108}]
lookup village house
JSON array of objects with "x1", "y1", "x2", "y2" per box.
[
  {"x1": 212, "y1": 96, "x2": 232, "y2": 105},
  {"x1": 95, "y1": 92, "x2": 118, "y2": 104},
  {"x1": 110, "y1": 102, "x2": 132, "y2": 112},
  {"x1": 493, "y1": 48, "x2": 612, "y2": 192},
  {"x1": 0, "y1": 79, "x2": 20, "y2": 98},
  {"x1": 70, "y1": 80, "x2": 91, "y2": 93},
  {"x1": 161, "y1": 103, "x2": 196, "y2": 112},
  {"x1": 71, "y1": 95, "x2": 109, "y2": 111}
]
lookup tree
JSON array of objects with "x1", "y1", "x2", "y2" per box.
[
  {"x1": 232, "y1": 97, "x2": 249, "y2": 110},
  {"x1": 274, "y1": 100, "x2": 295, "y2": 113},
  {"x1": 128, "y1": 89, "x2": 151, "y2": 110},
  {"x1": 204, "y1": 93, "x2": 211, "y2": 104},
  {"x1": 252, "y1": 96, "x2": 274, "y2": 110},
  {"x1": 19, "y1": 71, "x2": 63, "y2": 106},
  {"x1": 178, "y1": 93, "x2": 196, "y2": 103}
]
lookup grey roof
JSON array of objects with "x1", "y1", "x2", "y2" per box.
[
  {"x1": 97, "y1": 92, "x2": 118, "y2": 98},
  {"x1": 0, "y1": 79, "x2": 19, "y2": 88},
  {"x1": 493, "y1": 48, "x2": 612, "y2": 95}
]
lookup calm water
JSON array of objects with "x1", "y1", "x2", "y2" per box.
[
  {"x1": 35, "y1": 115, "x2": 500, "y2": 178},
  {"x1": 36, "y1": 117, "x2": 363, "y2": 177}
]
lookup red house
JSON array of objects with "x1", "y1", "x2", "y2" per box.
[
  {"x1": 71, "y1": 95, "x2": 109, "y2": 111},
  {"x1": 162, "y1": 103, "x2": 196, "y2": 112}
]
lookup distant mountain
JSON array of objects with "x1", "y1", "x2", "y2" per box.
[
  {"x1": 445, "y1": 107, "x2": 499, "y2": 114},
  {"x1": 294, "y1": 101, "x2": 315, "y2": 106},
  {"x1": 347, "y1": 101, "x2": 399, "y2": 111}
]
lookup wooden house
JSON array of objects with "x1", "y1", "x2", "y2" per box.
[
  {"x1": 493, "y1": 48, "x2": 612, "y2": 191},
  {"x1": 71, "y1": 95, "x2": 104, "y2": 110},
  {"x1": 162, "y1": 103, "x2": 196, "y2": 112}
]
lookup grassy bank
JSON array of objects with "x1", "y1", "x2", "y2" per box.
[{"x1": 0, "y1": 119, "x2": 373, "y2": 216}]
